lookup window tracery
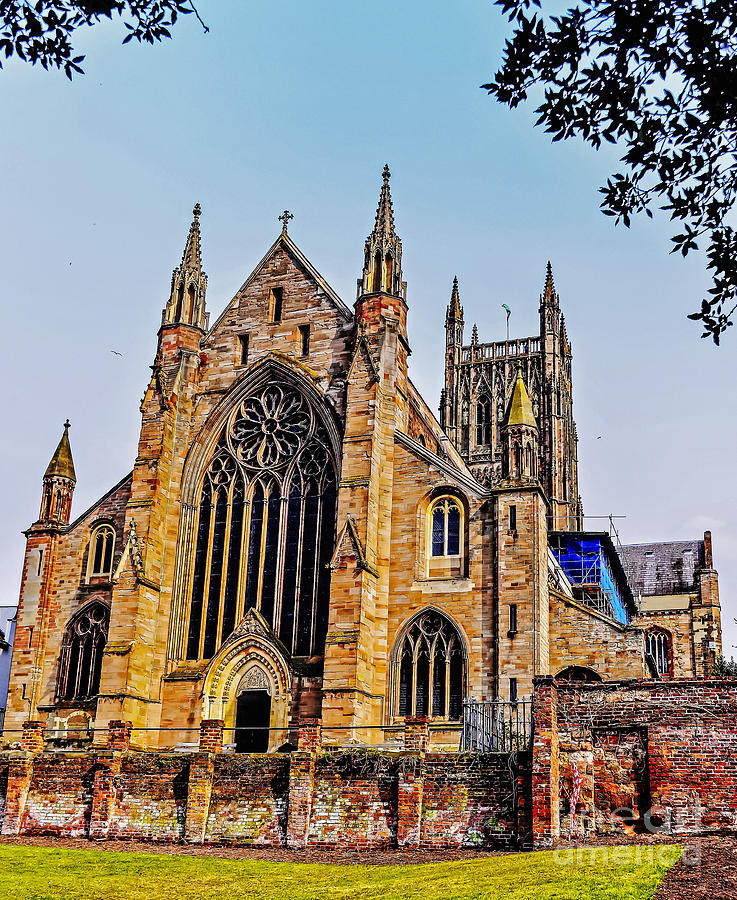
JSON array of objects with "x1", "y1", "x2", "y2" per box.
[
  {"x1": 395, "y1": 610, "x2": 465, "y2": 720},
  {"x1": 186, "y1": 383, "x2": 337, "y2": 660},
  {"x1": 87, "y1": 524, "x2": 115, "y2": 579},
  {"x1": 57, "y1": 602, "x2": 109, "y2": 701},
  {"x1": 645, "y1": 628, "x2": 672, "y2": 678},
  {"x1": 430, "y1": 498, "x2": 461, "y2": 558}
]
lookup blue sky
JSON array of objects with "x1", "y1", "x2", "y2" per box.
[{"x1": 1, "y1": 0, "x2": 734, "y2": 653}]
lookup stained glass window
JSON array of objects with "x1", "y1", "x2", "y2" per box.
[{"x1": 185, "y1": 384, "x2": 338, "y2": 660}]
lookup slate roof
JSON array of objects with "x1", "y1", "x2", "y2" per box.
[{"x1": 619, "y1": 540, "x2": 704, "y2": 597}]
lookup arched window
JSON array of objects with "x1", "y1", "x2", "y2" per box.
[
  {"x1": 373, "y1": 250, "x2": 382, "y2": 292},
  {"x1": 645, "y1": 628, "x2": 672, "y2": 678},
  {"x1": 430, "y1": 497, "x2": 461, "y2": 558},
  {"x1": 57, "y1": 602, "x2": 109, "y2": 701},
  {"x1": 384, "y1": 252, "x2": 393, "y2": 293},
  {"x1": 87, "y1": 524, "x2": 115, "y2": 579},
  {"x1": 186, "y1": 383, "x2": 338, "y2": 660},
  {"x1": 394, "y1": 610, "x2": 465, "y2": 720},
  {"x1": 476, "y1": 394, "x2": 491, "y2": 446}
]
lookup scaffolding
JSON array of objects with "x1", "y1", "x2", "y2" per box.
[{"x1": 549, "y1": 531, "x2": 635, "y2": 625}]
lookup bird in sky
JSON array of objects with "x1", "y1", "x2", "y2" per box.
[{"x1": 110, "y1": 350, "x2": 123, "y2": 357}]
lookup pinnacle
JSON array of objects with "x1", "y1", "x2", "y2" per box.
[
  {"x1": 373, "y1": 164, "x2": 395, "y2": 237},
  {"x1": 180, "y1": 202, "x2": 203, "y2": 274},
  {"x1": 542, "y1": 260, "x2": 556, "y2": 302},
  {"x1": 504, "y1": 368, "x2": 538, "y2": 430},
  {"x1": 447, "y1": 276, "x2": 463, "y2": 320}
]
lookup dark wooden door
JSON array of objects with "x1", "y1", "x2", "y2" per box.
[{"x1": 235, "y1": 690, "x2": 271, "y2": 753}]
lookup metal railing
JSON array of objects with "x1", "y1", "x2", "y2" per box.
[{"x1": 460, "y1": 699, "x2": 532, "y2": 753}]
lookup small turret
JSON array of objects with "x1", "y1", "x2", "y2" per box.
[
  {"x1": 502, "y1": 367, "x2": 539, "y2": 479},
  {"x1": 38, "y1": 420, "x2": 76, "y2": 526}
]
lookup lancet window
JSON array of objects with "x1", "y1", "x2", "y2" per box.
[
  {"x1": 57, "y1": 602, "x2": 109, "y2": 701},
  {"x1": 476, "y1": 394, "x2": 491, "y2": 445},
  {"x1": 87, "y1": 524, "x2": 115, "y2": 579},
  {"x1": 185, "y1": 384, "x2": 338, "y2": 660},
  {"x1": 395, "y1": 610, "x2": 465, "y2": 720},
  {"x1": 430, "y1": 497, "x2": 461, "y2": 558}
]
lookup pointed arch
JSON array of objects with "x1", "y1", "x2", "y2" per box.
[
  {"x1": 390, "y1": 609, "x2": 468, "y2": 721},
  {"x1": 174, "y1": 360, "x2": 341, "y2": 663},
  {"x1": 56, "y1": 600, "x2": 110, "y2": 701}
]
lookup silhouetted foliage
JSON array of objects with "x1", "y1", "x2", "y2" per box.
[
  {"x1": 0, "y1": 1, "x2": 206, "y2": 79},
  {"x1": 484, "y1": 0, "x2": 737, "y2": 343},
  {"x1": 713, "y1": 655, "x2": 737, "y2": 678}
]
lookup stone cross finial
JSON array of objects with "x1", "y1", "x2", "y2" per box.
[{"x1": 278, "y1": 209, "x2": 294, "y2": 234}]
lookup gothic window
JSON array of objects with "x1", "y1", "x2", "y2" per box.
[
  {"x1": 186, "y1": 383, "x2": 338, "y2": 660},
  {"x1": 57, "y1": 602, "x2": 109, "y2": 701},
  {"x1": 476, "y1": 394, "x2": 491, "y2": 445},
  {"x1": 87, "y1": 524, "x2": 115, "y2": 579},
  {"x1": 645, "y1": 629, "x2": 672, "y2": 678},
  {"x1": 395, "y1": 610, "x2": 465, "y2": 720},
  {"x1": 430, "y1": 498, "x2": 461, "y2": 557}
]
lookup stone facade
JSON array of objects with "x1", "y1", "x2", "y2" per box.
[{"x1": 2, "y1": 168, "x2": 722, "y2": 751}]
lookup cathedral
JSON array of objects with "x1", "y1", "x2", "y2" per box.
[{"x1": 3, "y1": 168, "x2": 722, "y2": 751}]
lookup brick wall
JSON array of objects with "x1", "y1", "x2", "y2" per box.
[
  {"x1": 532, "y1": 677, "x2": 737, "y2": 847},
  {"x1": 204, "y1": 755, "x2": 289, "y2": 844},
  {"x1": 0, "y1": 746, "x2": 524, "y2": 849}
]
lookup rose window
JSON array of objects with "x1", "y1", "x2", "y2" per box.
[{"x1": 229, "y1": 386, "x2": 312, "y2": 469}]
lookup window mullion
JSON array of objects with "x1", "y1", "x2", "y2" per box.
[{"x1": 199, "y1": 492, "x2": 217, "y2": 658}]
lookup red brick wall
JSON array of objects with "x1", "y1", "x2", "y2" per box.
[
  {"x1": 0, "y1": 748, "x2": 525, "y2": 849},
  {"x1": 106, "y1": 755, "x2": 189, "y2": 842},
  {"x1": 204, "y1": 756, "x2": 289, "y2": 844},
  {"x1": 534, "y1": 678, "x2": 737, "y2": 845},
  {"x1": 420, "y1": 754, "x2": 520, "y2": 849}
]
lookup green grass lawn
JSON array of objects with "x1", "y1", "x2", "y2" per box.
[{"x1": 0, "y1": 844, "x2": 681, "y2": 900}]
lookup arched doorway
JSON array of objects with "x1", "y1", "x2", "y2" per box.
[
  {"x1": 235, "y1": 689, "x2": 271, "y2": 753},
  {"x1": 201, "y1": 609, "x2": 291, "y2": 753}
]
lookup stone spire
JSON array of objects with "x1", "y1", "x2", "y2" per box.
[
  {"x1": 39, "y1": 420, "x2": 76, "y2": 525},
  {"x1": 540, "y1": 260, "x2": 559, "y2": 308},
  {"x1": 504, "y1": 366, "x2": 538, "y2": 430},
  {"x1": 373, "y1": 164, "x2": 395, "y2": 237},
  {"x1": 44, "y1": 419, "x2": 76, "y2": 482},
  {"x1": 357, "y1": 166, "x2": 405, "y2": 300},
  {"x1": 181, "y1": 203, "x2": 203, "y2": 272},
  {"x1": 471, "y1": 324, "x2": 479, "y2": 345},
  {"x1": 446, "y1": 276, "x2": 463, "y2": 322},
  {"x1": 164, "y1": 203, "x2": 208, "y2": 329}
]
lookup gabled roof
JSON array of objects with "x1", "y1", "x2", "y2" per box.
[
  {"x1": 207, "y1": 231, "x2": 352, "y2": 336},
  {"x1": 620, "y1": 540, "x2": 704, "y2": 597}
]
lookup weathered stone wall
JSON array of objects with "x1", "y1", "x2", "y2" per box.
[{"x1": 548, "y1": 592, "x2": 646, "y2": 680}]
